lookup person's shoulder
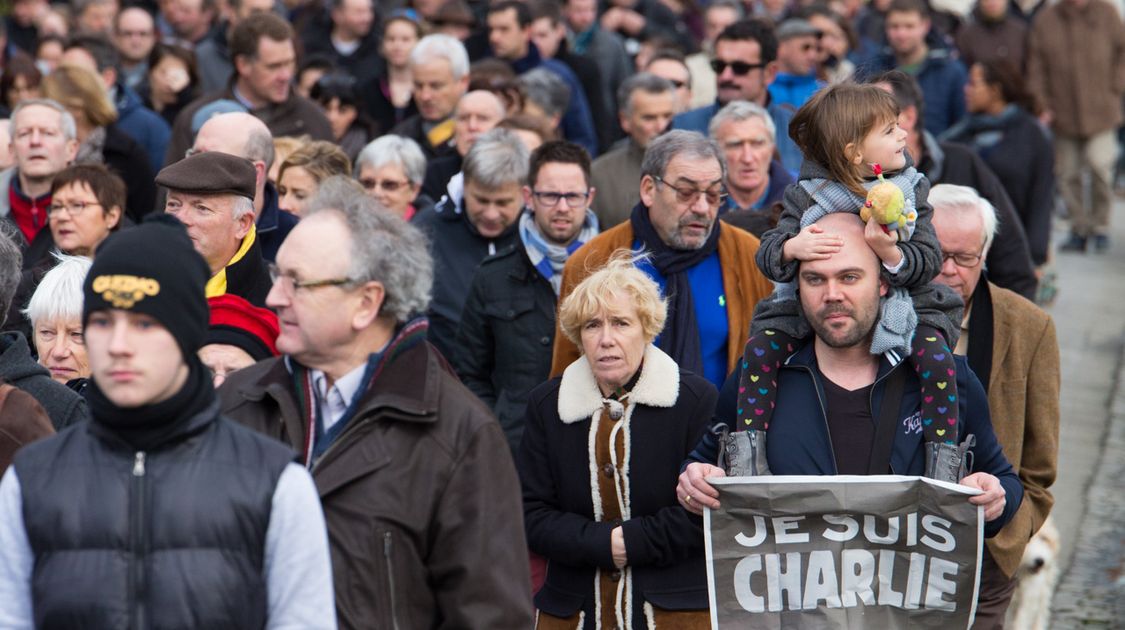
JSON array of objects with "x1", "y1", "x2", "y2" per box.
[
  {"x1": 988, "y1": 282, "x2": 1053, "y2": 328},
  {"x1": 218, "y1": 357, "x2": 289, "y2": 402},
  {"x1": 678, "y1": 370, "x2": 719, "y2": 402},
  {"x1": 592, "y1": 143, "x2": 630, "y2": 167},
  {"x1": 477, "y1": 242, "x2": 522, "y2": 269}
]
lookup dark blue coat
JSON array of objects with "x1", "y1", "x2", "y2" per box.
[
  {"x1": 114, "y1": 83, "x2": 172, "y2": 173},
  {"x1": 860, "y1": 48, "x2": 967, "y2": 136},
  {"x1": 687, "y1": 341, "x2": 1023, "y2": 538}
]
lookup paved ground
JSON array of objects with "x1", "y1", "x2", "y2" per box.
[{"x1": 1042, "y1": 200, "x2": 1125, "y2": 627}]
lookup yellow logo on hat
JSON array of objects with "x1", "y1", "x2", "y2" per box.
[{"x1": 92, "y1": 275, "x2": 161, "y2": 308}]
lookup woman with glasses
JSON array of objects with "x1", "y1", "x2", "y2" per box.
[
  {"x1": 6, "y1": 164, "x2": 126, "y2": 345},
  {"x1": 276, "y1": 141, "x2": 352, "y2": 218},
  {"x1": 354, "y1": 134, "x2": 430, "y2": 220}
]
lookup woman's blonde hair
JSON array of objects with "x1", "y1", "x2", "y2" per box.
[
  {"x1": 789, "y1": 82, "x2": 900, "y2": 195},
  {"x1": 41, "y1": 64, "x2": 117, "y2": 128},
  {"x1": 558, "y1": 253, "x2": 667, "y2": 348},
  {"x1": 278, "y1": 140, "x2": 352, "y2": 184}
]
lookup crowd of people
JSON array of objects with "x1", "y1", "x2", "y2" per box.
[{"x1": 0, "y1": 0, "x2": 1101, "y2": 625}]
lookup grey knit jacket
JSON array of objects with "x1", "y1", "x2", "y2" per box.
[{"x1": 752, "y1": 158, "x2": 963, "y2": 352}]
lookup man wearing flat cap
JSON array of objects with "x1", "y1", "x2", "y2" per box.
[{"x1": 158, "y1": 151, "x2": 273, "y2": 306}]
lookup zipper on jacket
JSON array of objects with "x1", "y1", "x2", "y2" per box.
[
  {"x1": 790, "y1": 365, "x2": 839, "y2": 474},
  {"x1": 130, "y1": 451, "x2": 147, "y2": 630},
  {"x1": 866, "y1": 363, "x2": 901, "y2": 475},
  {"x1": 383, "y1": 531, "x2": 401, "y2": 630}
]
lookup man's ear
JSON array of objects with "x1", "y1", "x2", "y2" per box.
[
  {"x1": 900, "y1": 105, "x2": 919, "y2": 133},
  {"x1": 522, "y1": 184, "x2": 534, "y2": 208},
  {"x1": 352, "y1": 280, "x2": 386, "y2": 330},
  {"x1": 234, "y1": 205, "x2": 255, "y2": 239},
  {"x1": 639, "y1": 174, "x2": 657, "y2": 208},
  {"x1": 879, "y1": 275, "x2": 889, "y2": 297}
]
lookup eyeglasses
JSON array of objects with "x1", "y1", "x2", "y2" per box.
[
  {"x1": 710, "y1": 59, "x2": 768, "y2": 76},
  {"x1": 531, "y1": 190, "x2": 590, "y2": 209},
  {"x1": 942, "y1": 251, "x2": 984, "y2": 268},
  {"x1": 48, "y1": 200, "x2": 102, "y2": 216},
  {"x1": 360, "y1": 178, "x2": 410, "y2": 192},
  {"x1": 268, "y1": 263, "x2": 359, "y2": 293},
  {"x1": 653, "y1": 176, "x2": 727, "y2": 206}
]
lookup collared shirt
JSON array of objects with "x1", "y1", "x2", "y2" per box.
[
  {"x1": 955, "y1": 301, "x2": 973, "y2": 356},
  {"x1": 311, "y1": 363, "x2": 368, "y2": 433}
]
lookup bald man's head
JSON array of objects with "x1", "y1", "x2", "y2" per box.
[
  {"x1": 194, "y1": 112, "x2": 274, "y2": 164},
  {"x1": 454, "y1": 90, "x2": 507, "y2": 156},
  {"x1": 798, "y1": 213, "x2": 888, "y2": 349}
]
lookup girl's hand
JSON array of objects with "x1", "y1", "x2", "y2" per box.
[
  {"x1": 782, "y1": 224, "x2": 845, "y2": 262},
  {"x1": 864, "y1": 217, "x2": 903, "y2": 267}
]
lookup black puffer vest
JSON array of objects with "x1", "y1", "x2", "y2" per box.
[{"x1": 13, "y1": 399, "x2": 294, "y2": 629}]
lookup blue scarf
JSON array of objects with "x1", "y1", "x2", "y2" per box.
[{"x1": 519, "y1": 209, "x2": 598, "y2": 295}]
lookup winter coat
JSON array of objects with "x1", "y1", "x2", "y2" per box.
[
  {"x1": 967, "y1": 281, "x2": 1059, "y2": 577},
  {"x1": 192, "y1": 24, "x2": 234, "y2": 94},
  {"x1": 941, "y1": 106, "x2": 1055, "y2": 265},
  {"x1": 589, "y1": 139, "x2": 644, "y2": 229},
  {"x1": 114, "y1": 83, "x2": 171, "y2": 174},
  {"x1": 0, "y1": 382, "x2": 53, "y2": 472},
  {"x1": 954, "y1": 10, "x2": 1028, "y2": 70},
  {"x1": 0, "y1": 332, "x2": 88, "y2": 431},
  {"x1": 508, "y1": 43, "x2": 599, "y2": 157},
  {"x1": 767, "y1": 72, "x2": 824, "y2": 111},
  {"x1": 519, "y1": 345, "x2": 717, "y2": 624},
  {"x1": 300, "y1": 13, "x2": 382, "y2": 86},
  {"x1": 13, "y1": 398, "x2": 293, "y2": 628},
  {"x1": 1027, "y1": 0, "x2": 1125, "y2": 138},
  {"x1": 100, "y1": 124, "x2": 158, "y2": 222},
  {"x1": 915, "y1": 134, "x2": 1039, "y2": 300},
  {"x1": 256, "y1": 182, "x2": 297, "y2": 263},
  {"x1": 389, "y1": 113, "x2": 457, "y2": 161},
  {"x1": 413, "y1": 187, "x2": 521, "y2": 363},
  {"x1": 454, "y1": 244, "x2": 557, "y2": 453},
  {"x1": 219, "y1": 340, "x2": 534, "y2": 630},
  {"x1": 687, "y1": 341, "x2": 1024, "y2": 538},
  {"x1": 550, "y1": 214, "x2": 774, "y2": 378},
  {"x1": 862, "y1": 48, "x2": 968, "y2": 136}
]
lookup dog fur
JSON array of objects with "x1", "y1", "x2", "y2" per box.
[{"x1": 1005, "y1": 517, "x2": 1061, "y2": 630}]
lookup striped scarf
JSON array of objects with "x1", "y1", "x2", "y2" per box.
[
  {"x1": 798, "y1": 166, "x2": 923, "y2": 242},
  {"x1": 289, "y1": 316, "x2": 430, "y2": 467},
  {"x1": 519, "y1": 210, "x2": 599, "y2": 295}
]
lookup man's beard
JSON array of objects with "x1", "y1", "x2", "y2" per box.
[
  {"x1": 804, "y1": 301, "x2": 878, "y2": 349},
  {"x1": 667, "y1": 212, "x2": 715, "y2": 250}
]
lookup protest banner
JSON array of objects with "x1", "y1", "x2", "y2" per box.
[{"x1": 704, "y1": 475, "x2": 983, "y2": 629}]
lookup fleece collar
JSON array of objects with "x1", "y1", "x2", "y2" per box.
[{"x1": 557, "y1": 344, "x2": 680, "y2": 423}]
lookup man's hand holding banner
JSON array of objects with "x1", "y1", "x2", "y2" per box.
[{"x1": 704, "y1": 475, "x2": 984, "y2": 629}]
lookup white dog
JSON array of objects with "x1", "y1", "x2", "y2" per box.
[{"x1": 1005, "y1": 517, "x2": 1061, "y2": 630}]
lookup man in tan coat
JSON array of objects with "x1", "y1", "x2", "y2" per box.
[
  {"x1": 931, "y1": 184, "x2": 1060, "y2": 629},
  {"x1": 1027, "y1": 0, "x2": 1125, "y2": 252},
  {"x1": 551, "y1": 130, "x2": 774, "y2": 388}
]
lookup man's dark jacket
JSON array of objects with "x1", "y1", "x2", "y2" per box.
[
  {"x1": 916, "y1": 134, "x2": 1039, "y2": 300},
  {"x1": 389, "y1": 114, "x2": 457, "y2": 161},
  {"x1": 301, "y1": 14, "x2": 382, "y2": 85},
  {"x1": 14, "y1": 399, "x2": 292, "y2": 627},
  {"x1": 688, "y1": 342, "x2": 1023, "y2": 538},
  {"x1": 256, "y1": 182, "x2": 297, "y2": 263},
  {"x1": 218, "y1": 340, "x2": 534, "y2": 629},
  {"x1": 413, "y1": 196, "x2": 520, "y2": 363},
  {"x1": 0, "y1": 332, "x2": 88, "y2": 431},
  {"x1": 453, "y1": 244, "x2": 557, "y2": 453}
]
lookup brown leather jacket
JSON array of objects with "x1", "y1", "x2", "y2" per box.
[
  {"x1": 0, "y1": 382, "x2": 54, "y2": 472},
  {"x1": 218, "y1": 342, "x2": 534, "y2": 629}
]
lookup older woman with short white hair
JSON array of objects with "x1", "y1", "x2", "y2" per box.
[
  {"x1": 22, "y1": 254, "x2": 93, "y2": 389},
  {"x1": 354, "y1": 135, "x2": 429, "y2": 220},
  {"x1": 518, "y1": 255, "x2": 716, "y2": 629}
]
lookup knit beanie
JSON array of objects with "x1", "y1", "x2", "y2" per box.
[
  {"x1": 206, "y1": 294, "x2": 279, "y2": 361},
  {"x1": 83, "y1": 214, "x2": 211, "y2": 358}
]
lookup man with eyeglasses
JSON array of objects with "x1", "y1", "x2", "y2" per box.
[
  {"x1": 0, "y1": 100, "x2": 79, "y2": 253},
  {"x1": 552, "y1": 130, "x2": 773, "y2": 389},
  {"x1": 590, "y1": 72, "x2": 676, "y2": 228},
  {"x1": 219, "y1": 184, "x2": 534, "y2": 628},
  {"x1": 673, "y1": 19, "x2": 803, "y2": 174},
  {"x1": 158, "y1": 151, "x2": 272, "y2": 306},
  {"x1": 644, "y1": 49, "x2": 693, "y2": 114},
  {"x1": 414, "y1": 128, "x2": 529, "y2": 362},
  {"x1": 455, "y1": 141, "x2": 599, "y2": 454},
  {"x1": 769, "y1": 18, "x2": 825, "y2": 111},
  {"x1": 930, "y1": 184, "x2": 1059, "y2": 627}
]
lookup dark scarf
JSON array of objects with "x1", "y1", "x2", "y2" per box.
[
  {"x1": 87, "y1": 357, "x2": 215, "y2": 451},
  {"x1": 965, "y1": 275, "x2": 995, "y2": 394},
  {"x1": 629, "y1": 203, "x2": 721, "y2": 376}
]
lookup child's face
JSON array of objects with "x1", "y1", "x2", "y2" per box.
[{"x1": 857, "y1": 117, "x2": 908, "y2": 174}]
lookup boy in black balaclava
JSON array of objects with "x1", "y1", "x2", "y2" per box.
[{"x1": 0, "y1": 215, "x2": 337, "y2": 628}]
